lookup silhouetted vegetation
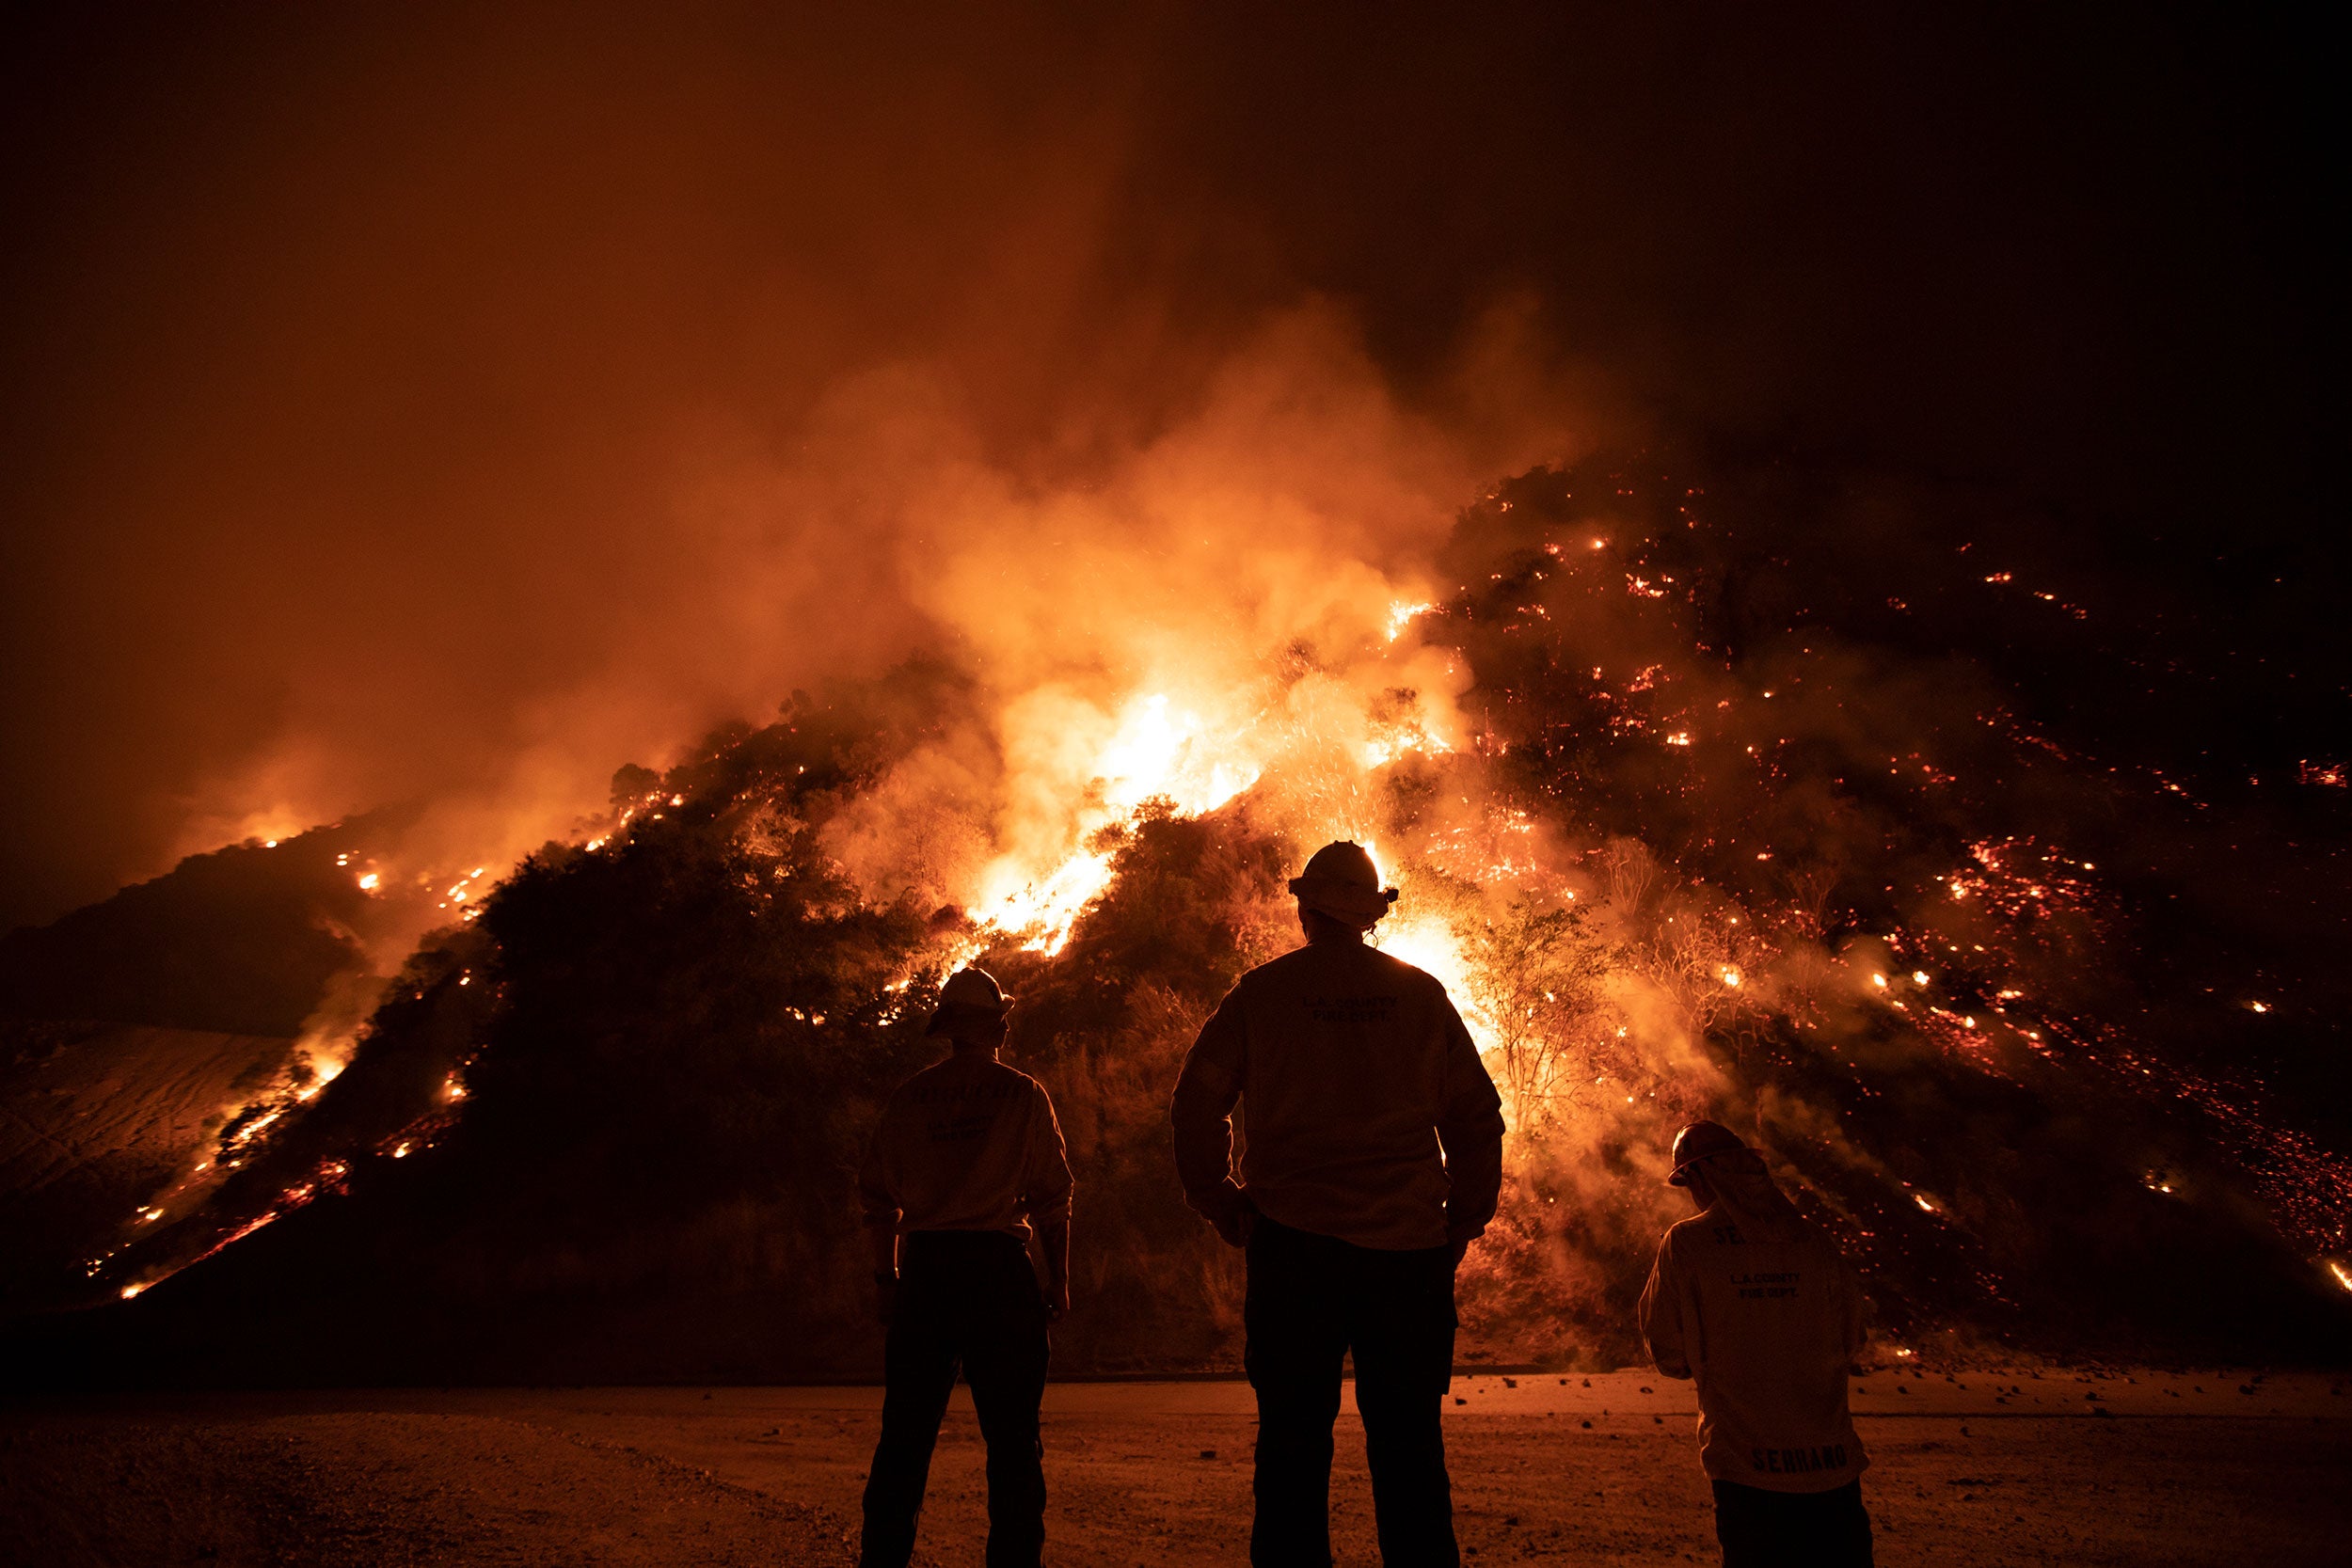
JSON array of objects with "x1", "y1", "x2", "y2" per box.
[
  {"x1": 17, "y1": 455, "x2": 2349, "y2": 1387},
  {"x1": 0, "y1": 815, "x2": 418, "y2": 1037}
]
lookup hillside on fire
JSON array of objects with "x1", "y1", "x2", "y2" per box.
[
  {"x1": 12, "y1": 452, "x2": 2349, "y2": 1386},
  {"x1": 0, "y1": 810, "x2": 439, "y2": 1323}
]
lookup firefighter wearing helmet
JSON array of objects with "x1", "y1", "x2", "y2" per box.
[
  {"x1": 1639, "y1": 1120, "x2": 1875, "y2": 1566},
  {"x1": 857, "y1": 966, "x2": 1073, "y2": 1568},
  {"x1": 1171, "y1": 840, "x2": 1505, "y2": 1566}
]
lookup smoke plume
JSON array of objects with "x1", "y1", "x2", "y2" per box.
[{"x1": 2, "y1": 6, "x2": 2332, "y2": 931}]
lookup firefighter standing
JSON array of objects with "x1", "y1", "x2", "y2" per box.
[
  {"x1": 1172, "y1": 841, "x2": 1505, "y2": 1568},
  {"x1": 1638, "y1": 1120, "x2": 1874, "y2": 1568},
  {"x1": 858, "y1": 967, "x2": 1073, "y2": 1568}
]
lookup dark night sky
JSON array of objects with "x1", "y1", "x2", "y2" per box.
[{"x1": 1, "y1": 3, "x2": 2337, "y2": 931}]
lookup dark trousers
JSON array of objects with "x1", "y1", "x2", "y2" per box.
[
  {"x1": 860, "y1": 1230, "x2": 1051, "y2": 1568},
  {"x1": 1711, "y1": 1480, "x2": 1873, "y2": 1568},
  {"x1": 1245, "y1": 1215, "x2": 1459, "y2": 1568}
]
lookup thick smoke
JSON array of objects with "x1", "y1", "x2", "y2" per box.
[{"x1": 2, "y1": 7, "x2": 2331, "y2": 933}]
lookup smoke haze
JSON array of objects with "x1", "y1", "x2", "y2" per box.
[{"x1": 1, "y1": 4, "x2": 2334, "y2": 929}]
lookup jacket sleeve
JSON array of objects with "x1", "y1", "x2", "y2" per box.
[
  {"x1": 1433, "y1": 990, "x2": 1506, "y2": 1243},
  {"x1": 858, "y1": 1104, "x2": 901, "y2": 1233},
  {"x1": 1169, "y1": 984, "x2": 1249, "y2": 1228},
  {"x1": 1638, "y1": 1233, "x2": 1693, "y2": 1379},
  {"x1": 1021, "y1": 1085, "x2": 1075, "y2": 1226}
]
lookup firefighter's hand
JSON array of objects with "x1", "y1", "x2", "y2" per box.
[
  {"x1": 873, "y1": 1273, "x2": 898, "y2": 1327},
  {"x1": 1214, "y1": 1193, "x2": 1260, "y2": 1248},
  {"x1": 1448, "y1": 1232, "x2": 1474, "y2": 1269},
  {"x1": 1046, "y1": 1279, "x2": 1071, "y2": 1323}
]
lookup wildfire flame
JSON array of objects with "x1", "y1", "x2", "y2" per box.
[{"x1": 107, "y1": 451, "x2": 2352, "y2": 1355}]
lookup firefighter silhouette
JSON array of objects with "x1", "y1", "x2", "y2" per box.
[
  {"x1": 858, "y1": 967, "x2": 1073, "y2": 1568},
  {"x1": 1173, "y1": 841, "x2": 1504, "y2": 1567},
  {"x1": 1641, "y1": 1120, "x2": 1875, "y2": 1567}
]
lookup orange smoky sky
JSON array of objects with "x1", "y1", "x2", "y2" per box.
[{"x1": 0, "y1": 4, "x2": 2331, "y2": 929}]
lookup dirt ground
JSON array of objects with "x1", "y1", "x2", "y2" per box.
[{"x1": 5, "y1": 1372, "x2": 2346, "y2": 1566}]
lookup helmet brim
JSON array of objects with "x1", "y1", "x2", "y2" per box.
[
  {"x1": 1288, "y1": 876, "x2": 1400, "y2": 926},
  {"x1": 925, "y1": 999, "x2": 1009, "y2": 1037},
  {"x1": 1667, "y1": 1144, "x2": 1755, "y2": 1186}
]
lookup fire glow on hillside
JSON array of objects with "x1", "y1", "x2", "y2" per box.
[{"x1": 88, "y1": 453, "x2": 2352, "y2": 1367}]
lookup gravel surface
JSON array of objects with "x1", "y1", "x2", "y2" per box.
[{"x1": 5, "y1": 1376, "x2": 2346, "y2": 1565}]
